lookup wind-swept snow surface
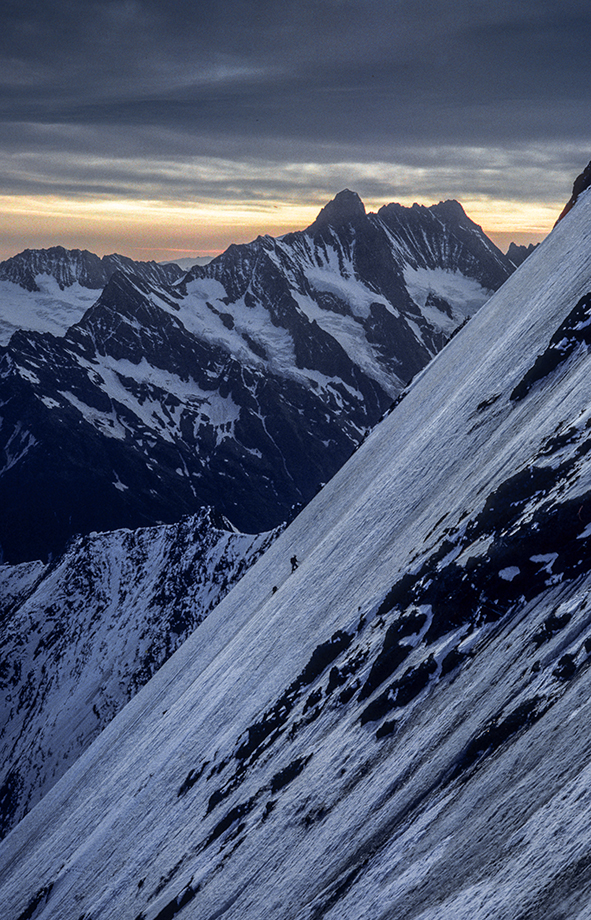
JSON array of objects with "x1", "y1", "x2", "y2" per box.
[{"x1": 3, "y1": 193, "x2": 591, "y2": 918}]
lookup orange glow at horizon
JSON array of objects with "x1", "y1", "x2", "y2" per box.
[{"x1": 0, "y1": 192, "x2": 560, "y2": 262}]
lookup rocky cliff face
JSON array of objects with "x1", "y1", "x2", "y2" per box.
[
  {"x1": 556, "y1": 158, "x2": 591, "y2": 223},
  {"x1": 0, "y1": 193, "x2": 515, "y2": 563}
]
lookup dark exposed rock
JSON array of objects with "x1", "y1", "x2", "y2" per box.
[
  {"x1": 359, "y1": 609, "x2": 426, "y2": 700},
  {"x1": 375, "y1": 719, "x2": 398, "y2": 740},
  {"x1": 556, "y1": 159, "x2": 591, "y2": 223},
  {"x1": 506, "y1": 241, "x2": 538, "y2": 267},
  {"x1": 270, "y1": 756, "x2": 311, "y2": 794},
  {"x1": 511, "y1": 291, "x2": 591, "y2": 401},
  {"x1": 14, "y1": 884, "x2": 53, "y2": 920},
  {"x1": 235, "y1": 630, "x2": 354, "y2": 763},
  {"x1": 306, "y1": 189, "x2": 367, "y2": 234},
  {"x1": 553, "y1": 654, "x2": 577, "y2": 681},
  {"x1": 450, "y1": 698, "x2": 543, "y2": 781},
  {"x1": 532, "y1": 610, "x2": 573, "y2": 648}
]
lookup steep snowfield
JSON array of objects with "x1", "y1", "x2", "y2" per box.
[
  {"x1": 3, "y1": 194, "x2": 591, "y2": 919},
  {"x1": 0, "y1": 276, "x2": 100, "y2": 344},
  {"x1": 0, "y1": 509, "x2": 278, "y2": 838}
]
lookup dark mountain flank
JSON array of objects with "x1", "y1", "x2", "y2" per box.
[{"x1": 556, "y1": 158, "x2": 591, "y2": 223}]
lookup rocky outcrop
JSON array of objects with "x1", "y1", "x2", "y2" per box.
[{"x1": 556, "y1": 158, "x2": 591, "y2": 223}]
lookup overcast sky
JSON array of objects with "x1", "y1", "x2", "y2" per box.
[{"x1": 0, "y1": 0, "x2": 589, "y2": 259}]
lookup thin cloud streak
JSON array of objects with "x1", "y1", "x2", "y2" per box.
[{"x1": 0, "y1": 143, "x2": 582, "y2": 206}]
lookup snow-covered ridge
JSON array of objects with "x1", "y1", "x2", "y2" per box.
[
  {"x1": 0, "y1": 247, "x2": 185, "y2": 345},
  {"x1": 0, "y1": 508, "x2": 279, "y2": 839},
  {"x1": 1, "y1": 188, "x2": 591, "y2": 917}
]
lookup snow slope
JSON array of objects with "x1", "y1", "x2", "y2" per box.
[
  {"x1": 0, "y1": 276, "x2": 100, "y2": 344},
  {"x1": 4, "y1": 194, "x2": 590, "y2": 919}
]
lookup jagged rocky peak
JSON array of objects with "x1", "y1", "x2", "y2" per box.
[
  {"x1": 556, "y1": 158, "x2": 591, "y2": 223},
  {"x1": 429, "y1": 197, "x2": 470, "y2": 223},
  {"x1": 379, "y1": 198, "x2": 485, "y2": 240},
  {"x1": 0, "y1": 245, "x2": 184, "y2": 292},
  {"x1": 0, "y1": 245, "x2": 104, "y2": 291},
  {"x1": 306, "y1": 188, "x2": 367, "y2": 233},
  {"x1": 507, "y1": 241, "x2": 538, "y2": 267}
]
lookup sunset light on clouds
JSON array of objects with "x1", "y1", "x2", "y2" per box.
[{"x1": 0, "y1": 187, "x2": 558, "y2": 263}]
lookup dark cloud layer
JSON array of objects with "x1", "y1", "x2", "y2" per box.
[
  {"x1": 0, "y1": 0, "x2": 590, "y2": 247},
  {"x1": 3, "y1": 1, "x2": 590, "y2": 138}
]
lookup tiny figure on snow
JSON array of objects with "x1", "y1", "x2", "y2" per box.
[{"x1": 290, "y1": 554, "x2": 298, "y2": 573}]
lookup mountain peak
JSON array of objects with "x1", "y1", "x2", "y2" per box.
[
  {"x1": 307, "y1": 189, "x2": 366, "y2": 233},
  {"x1": 429, "y1": 198, "x2": 468, "y2": 221}
]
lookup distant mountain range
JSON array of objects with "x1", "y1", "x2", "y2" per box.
[
  {"x1": 1, "y1": 169, "x2": 591, "y2": 920},
  {"x1": 506, "y1": 240, "x2": 538, "y2": 266},
  {"x1": 161, "y1": 256, "x2": 213, "y2": 270},
  {"x1": 0, "y1": 247, "x2": 185, "y2": 344},
  {"x1": 0, "y1": 191, "x2": 516, "y2": 563},
  {"x1": 0, "y1": 246, "x2": 185, "y2": 294}
]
